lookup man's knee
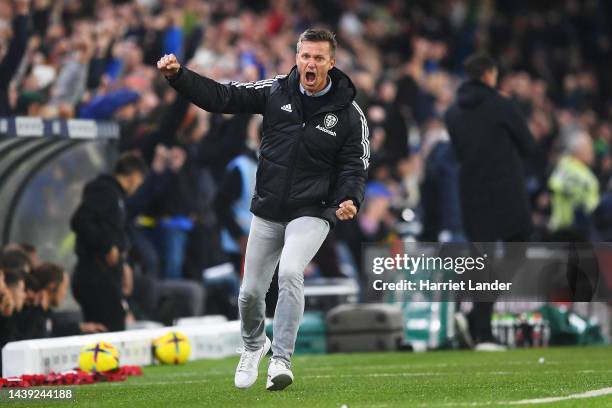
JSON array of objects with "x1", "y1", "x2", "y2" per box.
[
  {"x1": 238, "y1": 284, "x2": 266, "y2": 304},
  {"x1": 278, "y1": 263, "x2": 304, "y2": 289}
]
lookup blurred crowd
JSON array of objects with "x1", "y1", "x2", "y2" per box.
[
  {"x1": 0, "y1": 243, "x2": 109, "y2": 373},
  {"x1": 1, "y1": 0, "x2": 612, "y2": 332}
]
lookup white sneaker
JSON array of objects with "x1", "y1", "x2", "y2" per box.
[
  {"x1": 474, "y1": 342, "x2": 507, "y2": 351},
  {"x1": 266, "y1": 358, "x2": 294, "y2": 391},
  {"x1": 234, "y1": 337, "x2": 271, "y2": 389}
]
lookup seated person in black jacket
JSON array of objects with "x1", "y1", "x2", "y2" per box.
[
  {"x1": 17, "y1": 263, "x2": 107, "y2": 340},
  {"x1": 0, "y1": 270, "x2": 25, "y2": 345},
  {"x1": 0, "y1": 268, "x2": 17, "y2": 348},
  {"x1": 4, "y1": 270, "x2": 25, "y2": 316}
]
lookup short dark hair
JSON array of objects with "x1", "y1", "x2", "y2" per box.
[
  {"x1": 18, "y1": 243, "x2": 36, "y2": 254},
  {"x1": 4, "y1": 270, "x2": 25, "y2": 288},
  {"x1": 464, "y1": 54, "x2": 497, "y2": 80},
  {"x1": 24, "y1": 273, "x2": 41, "y2": 292},
  {"x1": 0, "y1": 247, "x2": 32, "y2": 273},
  {"x1": 114, "y1": 153, "x2": 148, "y2": 176},
  {"x1": 32, "y1": 262, "x2": 64, "y2": 288},
  {"x1": 296, "y1": 28, "x2": 337, "y2": 57}
]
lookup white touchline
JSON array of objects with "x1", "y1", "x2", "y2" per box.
[
  {"x1": 107, "y1": 379, "x2": 211, "y2": 387},
  {"x1": 508, "y1": 386, "x2": 612, "y2": 405}
]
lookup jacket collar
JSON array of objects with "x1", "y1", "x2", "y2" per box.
[
  {"x1": 279, "y1": 66, "x2": 356, "y2": 112},
  {"x1": 98, "y1": 174, "x2": 127, "y2": 197},
  {"x1": 299, "y1": 76, "x2": 332, "y2": 96}
]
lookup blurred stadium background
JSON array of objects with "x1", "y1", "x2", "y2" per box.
[{"x1": 1, "y1": 0, "x2": 612, "y2": 390}]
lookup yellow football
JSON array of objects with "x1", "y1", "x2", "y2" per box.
[
  {"x1": 78, "y1": 341, "x2": 120, "y2": 373},
  {"x1": 153, "y1": 331, "x2": 191, "y2": 364}
]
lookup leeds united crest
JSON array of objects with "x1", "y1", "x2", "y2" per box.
[{"x1": 324, "y1": 113, "x2": 338, "y2": 129}]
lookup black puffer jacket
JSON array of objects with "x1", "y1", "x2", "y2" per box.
[{"x1": 168, "y1": 65, "x2": 369, "y2": 226}]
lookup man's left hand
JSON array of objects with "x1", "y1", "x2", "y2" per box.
[
  {"x1": 336, "y1": 200, "x2": 357, "y2": 220},
  {"x1": 122, "y1": 263, "x2": 134, "y2": 297},
  {"x1": 79, "y1": 322, "x2": 108, "y2": 334}
]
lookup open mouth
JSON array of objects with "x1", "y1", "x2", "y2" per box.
[{"x1": 305, "y1": 71, "x2": 316, "y2": 83}]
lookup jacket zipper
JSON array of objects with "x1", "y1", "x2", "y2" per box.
[
  {"x1": 278, "y1": 89, "x2": 348, "y2": 212},
  {"x1": 279, "y1": 94, "x2": 305, "y2": 211}
]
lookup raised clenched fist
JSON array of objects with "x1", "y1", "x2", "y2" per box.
[{"x1": 157, "y1": 53, "x2": 181, "y2": 78}]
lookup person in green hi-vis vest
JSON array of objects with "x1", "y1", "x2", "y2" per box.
[{"x1": 548, "y1": 131, "x2": 600, "y2": 241}]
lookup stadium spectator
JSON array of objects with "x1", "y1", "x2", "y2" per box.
[
  {"x1": 17, "y1": 263, "x2": 107, "y2": 339},
  {"x1": 70, "y1": 153, "x2": 147, "y2": 331},
  {"x1": 0, "y1": 269, "x2": 26, "y2": 372},
  {"x1": 197, "y1": 112, "x2": 254, "y2": 182},
  {"x1": 366, "y1": 79, "x2": 409, "y2": 169},
  {"x1": 4, "y1": 270, "x2": 25, "y2": 315},
  {"x1": 419, "y1": 118, "x2": 464, "y2": 243},
  {"x1": 0, "y1": 266, "x2": 16, "y2": 348},
  {"x1": 215, "y1": 116, "x2": 261, "y2": 273},
  {"x1": 0, "y1": 245, "x2": 33, "y2": 274},
  {"x1": 0, "y1": 265, "x2": 12, "y2": 373},
  {"x1": 445, "y1": 54, "x2": 535, "y2": 349},
  {"x1": 124, "y1": 145, "x2": 207, "y2": 323},
  {"x1": 126, "y1": 145, "x2": 172, "y2": 280},
  {"x1": 204, "y1": 116, "x2": 262, "y2": 318},
  {"x1": 548, "y1": 131, "x2": 600, "y2": 241},
  {"x1": 14, "y1": 242, "x2": 40, "y2": 269},
  {"x1": 141, "y1": 146, "x2": 197, "y2": 280},
  {"x1": 0, "y1": 0, "x2": 29, "y2": 116}
]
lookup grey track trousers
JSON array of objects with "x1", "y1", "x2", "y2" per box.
[{"x1": 238, "y1": 215, "x2": 330, "y2": 364}]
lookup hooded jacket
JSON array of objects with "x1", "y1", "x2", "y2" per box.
[
  {"x1": 444, "y1": 80, "x2": 535, "y2": 241},
  {"x1": 167, "y1": 65, "x2": 369, "y2": 226},
  {"x1": 71, "y1": 174, "x2": 129, "y2": 261}
]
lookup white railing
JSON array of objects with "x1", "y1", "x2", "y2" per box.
[{"x1": 2, "y1": 319, "x2": 241, "y2": 377}]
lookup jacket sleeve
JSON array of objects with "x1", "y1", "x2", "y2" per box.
[
  {"x1": 333, "y1": 103, "x2": 370, "y2": 211},
  {"x1": 502, "y1": 100, "x2": 536, "y2": 157},
  {"x1": 166, "y1": 66, "x2": 272, "y2": 114}
]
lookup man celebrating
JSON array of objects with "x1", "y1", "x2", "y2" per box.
[{"x1": 158, "y1": 29, "x2": 369, "y2": 391}]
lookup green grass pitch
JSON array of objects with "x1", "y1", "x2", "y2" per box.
[{"x1": 11, "y1": 346, "x2": 612, "y2": 407}]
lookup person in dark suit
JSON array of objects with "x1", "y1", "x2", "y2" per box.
[
  {"x1": 70, "y1": 154, "x2": 147, "y2": 331},
  {"x1": 445, "y1": 54, "x2": 536, "y2": 348}
]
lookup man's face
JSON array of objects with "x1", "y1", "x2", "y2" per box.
[
  {"x1": 49, "y1": 274, "x2": 68, "y2": 308},
  {"x1": 296, "y1": 41, "x2": 335, "y2": 93},
  {"x1": 8, "y1": 280, "x2": 25, "y2": 312},
  {"x1": 577, "y1": 137, "x2": 595, "y2": 166},
  {"x1": 125, "y1": 172, "x2": 145, "y2": 196},
  {"x1": 25, "y1": 288, "x2": 39, "y2": 305},
  {"x1": 483, "y1": 68, "x2": 498, "y2": 88}
]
